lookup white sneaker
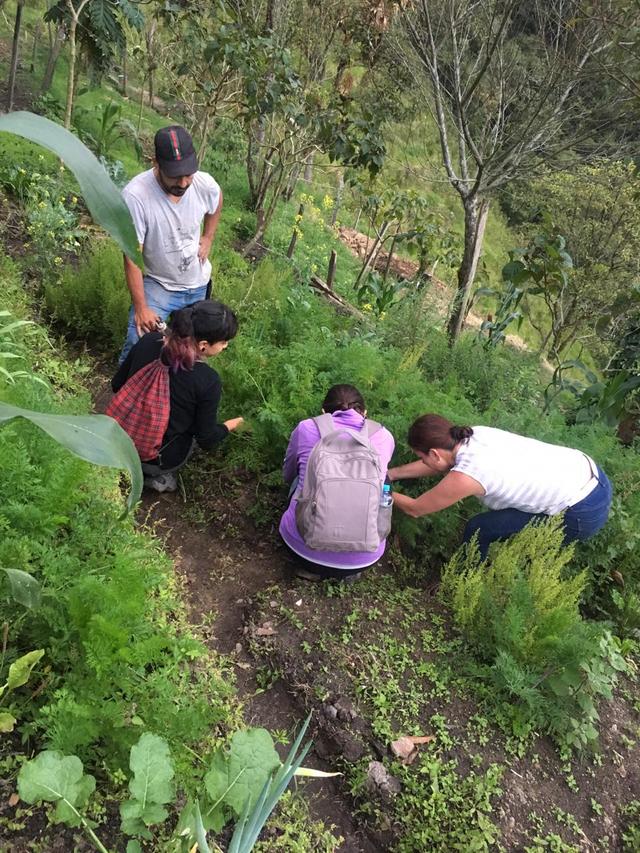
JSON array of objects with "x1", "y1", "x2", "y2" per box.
[{"x1": 144, "y1": 472, "x2": 178, "y2": 493}]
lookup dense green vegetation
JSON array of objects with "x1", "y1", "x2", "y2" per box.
[{"x1": 1, "y1": 0, "x2": 640, "y2": 850}]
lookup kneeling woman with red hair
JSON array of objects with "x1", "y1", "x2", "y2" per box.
[
  {"x1": 110, "y1": 300, "x2": 243, "y2": 492},
  {"x1": 389, "y1": 414, "x2": 612, "y2": 559}
]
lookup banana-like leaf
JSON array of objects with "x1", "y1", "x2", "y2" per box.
[
  {"x1": 0, "y1": 111, "x2": 142, "y2": 265},
  {"x1": 0, "y1": 401, "x2": 142, "y2": 514}
]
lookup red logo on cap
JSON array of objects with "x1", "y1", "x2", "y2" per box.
[{"x1": 169, "y1": 129, "x2": 182, "y2": 161}]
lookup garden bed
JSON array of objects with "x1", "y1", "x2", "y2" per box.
[{"x1": 135, "y1": 463, "x2": 640, "y2": 852}]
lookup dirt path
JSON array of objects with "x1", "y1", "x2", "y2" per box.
[
  {"x1": 93, "y1": 376, "x2": 379, "y2": 850},
  {"x1": 135, "y1": 487, "x2": 383, "y2": 852}
]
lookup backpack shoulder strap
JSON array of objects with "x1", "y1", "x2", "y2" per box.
[
  {"x1": 313, "y1": 413, "x2": 336, "y2": 438},
  {"x1": 365, "y1": 419, "x2": 383, "y2": 438}
]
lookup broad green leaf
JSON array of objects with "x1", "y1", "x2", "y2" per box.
[
  {"x1": 139, "y1": 802, "x2": 169, "y2": 824},
  {"x1": 126, "y1": 842, "x2": 142, "y2": 853},
  {"x1": 7, "y1": 649, "x2": 44, "y2": 691},
  {"x1": 128, "y1": 733, "x2": 174, "y2": 806},
  {"x1": 120, "y1": 799, "x2": 148, "y2": 837},
  {"x1": 228, "y1": 714, "x2": 313, "y2": 853},
  {"x1": 121, "y1": 733, "x2": 174, "y2": 835},
  {"x1": 2, "y1": 567, "x2": 41, "y2": 609},
  {"x1": 204, "y1": 749, "x2": 230, "y2": 805},
  {"x1": 0, "y1": 112, "x2": 142, "y2": 265},
  {"x1": 18, "y1": 751, "x2": 96, "y2": 826},
  {"x1": 55, "y1": 773, "x2": 96, "y2": 826},
  {"x1": 225, "y1": 728, "x2": 281, "y2": 816},
  {"x1": 0, "y1": 401, "x2": 142, "y2": 514},
  {"x1": 0, "y1": 711, "x2": 16, "y2": 732}
]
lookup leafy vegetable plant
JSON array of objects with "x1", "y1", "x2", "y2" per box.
[{"x1": 120, "y1": 733, "x2": 175, "y2": 839}]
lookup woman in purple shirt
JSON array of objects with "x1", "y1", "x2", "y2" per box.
[{"x1": 279, "y1": 384, "x2": 395, "y2": 581}]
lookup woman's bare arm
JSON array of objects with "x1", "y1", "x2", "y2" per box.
[{"x1": 392, "y1": 471, "x2": 485, "y2": 518}]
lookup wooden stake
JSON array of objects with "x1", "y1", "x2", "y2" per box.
[
  {"x1": 326, "y1": 250, "x2": 337, "y2": 291},
  {"x1": 287, "y1": 203, "x2": 304, "y2": 259}
]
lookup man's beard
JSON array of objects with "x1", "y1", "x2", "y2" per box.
[
  {"x1": 166, "y1": 183, "x2": 188, "y2": 196},
  {"x1": 158, "y1": 172, "x2": 190, "y2": 196}
]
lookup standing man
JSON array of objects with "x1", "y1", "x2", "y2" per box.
[{"x1": 119, "y1": 125, "x2": 223, "y2": 363}]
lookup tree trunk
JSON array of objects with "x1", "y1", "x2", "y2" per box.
[
  {"x1": 41, "y1": 23, "x2": 64, "y2": 94},
  {"x1": 30, "y1": 21, "x2": 41, "y2": 73},
  {"x1": 63, "y1": 15, "x2": 79, "y2": 128},
  {"x1": 447, "y1": 197, "x2": 490, "y2": 342},
  {"x1": 303, "y1": 152, "x2": 314, "y2": 183},
  {"x1": 120, "y1": 45, "x2": 127, "y2": 97},
  {"x1": 331, "y1": 172, "x2": 344, "y2": 227},
  {"x1": 243, "y1": 214, "x2": 267, "y2": 258},
  {"x1": 286, "y1": 203, "x2": 304, "y2": 258},
  {"x1": 7, "y1": 0, "x2": 25, "y2": 112},
  {"x1": 146, "y1": 21, "x2": 157, "y2": 108},
  {"x1": 354, "y1": 221, "x2": 390, "y2": 287}
]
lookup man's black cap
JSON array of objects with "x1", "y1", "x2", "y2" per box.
[{"x1": 154, "y1": 126, "x2": 198, "y2": 177}]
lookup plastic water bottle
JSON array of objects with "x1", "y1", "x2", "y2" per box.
[{"x1": 380, "y1": 483, "x2": 393, "y2": 507}]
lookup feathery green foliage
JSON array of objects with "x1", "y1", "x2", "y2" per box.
[{"x1": 441, "y1": 519, "x2": 628, "y2": 746}]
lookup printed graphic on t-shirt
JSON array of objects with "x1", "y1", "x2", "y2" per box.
[{"x1": 163, "y1": 222, "x2": 196, "y2": 274}]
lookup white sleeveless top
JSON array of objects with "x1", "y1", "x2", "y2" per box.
[{"x1": 452, "y1": 426, "x2": 597, "y2": 515}]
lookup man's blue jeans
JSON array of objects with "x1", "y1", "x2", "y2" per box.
[
  {"x1": 119, "y1": 276, "x2": 209, "y2": 364},
  {"x1": 462, "y1": 466, "x2": 613, "y2": 559}
]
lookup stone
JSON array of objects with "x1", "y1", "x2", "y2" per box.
[
  {"x1": 390, "y1": 736, "x2": 417, "y2": 761},
  {"x1": 366, "y1": 761, "x2": 401, "y2": 798},
  {"x1": 323, "y1": 703, "x2": 338, "y2": 721},
  {"x1": 334, "y1": 695, "x2": 357, "y2": 721}
]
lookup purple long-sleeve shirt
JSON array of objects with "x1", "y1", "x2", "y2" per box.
[{"x1": 279, "y1": 409, "x2": 395, "y2": 569}]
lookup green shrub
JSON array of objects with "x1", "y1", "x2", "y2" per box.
[
  {"x1": 44, "y1": 240, "x2": 129, "y2": 352},
  {"x1": 441, "y1": 518, "x2": 628, "y2": 747},
  {"x1": 1, "y1": 258, "x2": 239, "y2": 784}
]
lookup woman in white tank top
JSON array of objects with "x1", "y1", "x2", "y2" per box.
[{"x1": 389, "y1": 414, "x2": 612, "y2": 559}]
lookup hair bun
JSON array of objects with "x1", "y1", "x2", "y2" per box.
[{"x1": 450, "y1": 425, "x2": 473, "y2": 442}]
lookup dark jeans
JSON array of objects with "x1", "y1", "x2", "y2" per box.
[
  {"x1": 462, "y1": 466, "x2": 613, "y2": 560},
  {"x1": 142, "y1": 437, "x2": 196, "y2": 477}
]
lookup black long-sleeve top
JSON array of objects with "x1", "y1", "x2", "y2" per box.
[{"x1": 111, "y1": 332, "x2": 228, "y2": 469}]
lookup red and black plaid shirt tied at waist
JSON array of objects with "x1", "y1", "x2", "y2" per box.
[{"x1": 106, "y1": 360, "x2": 170, "y2": 461}]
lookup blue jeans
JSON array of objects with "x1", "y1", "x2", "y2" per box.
[
  {"x1": 119, "y1": 276, "x2": 210, "y2": 364},
  {"x1": 463, "y1": 466, "x2": 612, "y2": 559}
]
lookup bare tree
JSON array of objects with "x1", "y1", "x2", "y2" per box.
[
  {"x1": 63, "y1": 0, "x2": 91, "y2": 128},
  {"x1": 7, "y1": 0, "x2": 25, "y2": 111},
  {"x1": 397, "y1": 0, "x2": 636, "y2": 340},
  {"x1": 41, "y1": 21, "x2": 66, "y2": 94}
]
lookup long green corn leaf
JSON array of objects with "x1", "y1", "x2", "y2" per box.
[
  {"x1": 0, "y1": 401, "x2": 142, "y2": 514},
  {"x1": 0, "y1": 111, "x2": 142, "y2": 265}
]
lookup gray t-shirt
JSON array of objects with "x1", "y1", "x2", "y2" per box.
[{"x1": 122, "y1": 169, "x2": 221, "y2": 291}]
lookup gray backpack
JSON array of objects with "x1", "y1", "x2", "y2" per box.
[{"x1": 295, "y1": 414, "x2": 392, "y2": 552}]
